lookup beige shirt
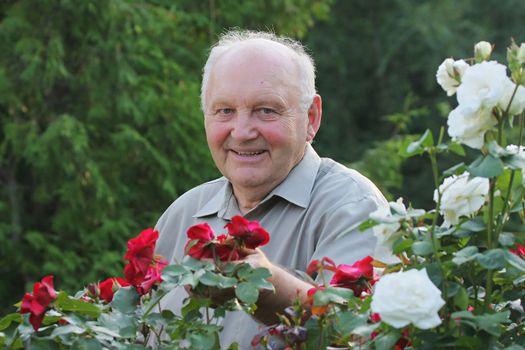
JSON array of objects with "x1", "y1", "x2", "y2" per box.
[{"x1": 155, "y1": 144, "x2": 387, "y2": 348}]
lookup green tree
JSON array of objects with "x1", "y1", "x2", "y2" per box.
[{"x1": 0, "y1": 0, "x2": 332, "y2": 312}]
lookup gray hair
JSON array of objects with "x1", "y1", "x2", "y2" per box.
[{"x1": 200, "y1": 30, "x2": 317, "y2": 112}]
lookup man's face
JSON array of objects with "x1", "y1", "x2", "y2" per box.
[{"x1": 204, "y1": 42, "x2": 317, "y2": 199}]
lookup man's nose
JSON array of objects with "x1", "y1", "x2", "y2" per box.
[{"x1": 230, "y1": 112, "x2": 257, "y2": 140}]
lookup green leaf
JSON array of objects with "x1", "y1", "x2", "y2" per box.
[
  {"x1": 453, "y1": 286, "x2": 469, "y2": 310},
  {"x1": 453, "y1": 246, "x2": 480, "y2": 265},
  {"x1": 459, "y1": 219, "x2": 486, "y2": 232},
  {"x1": 98, "y1": 311, "x2": 138, "y2": 338},
  {"x1": 405, "y1": 129, "x2": 433, "y2": 156},
  {"x1": 468, "y1": 154, "x2": 504, "y2": 178},
  {"x1": 443, "y1": 162, "x2": 466, "y2": 177},
  {"x1": 55, "y1": 292, "x2": 101, "y2": 318},
  {"x1": 0, "y1": 313, "x2": 22, "y2": 331},
  {"x1": 358, "y1": 219, "x2": 378, "y2": 231},
  {"x1": 477, "y1": 249, "x2": 506, "y2": 270},
  {"x1": 373, "y1": 330, "x2": 402, "y2": 350},
  {"x1": 199, "y1": 271, "x2": 237, "y2": 289},
  {"x1": 313, "y1": 287, "x2": 354, "y2": 306},
  {"x1": 29, "y1": 338, "x2": 60, "y2": 350},
  {"x1": 334, "y1": 311, "x2": 368, "y2": 334},
  {"x1": 412, "y1": 240, "x2": 434, "y2": 256},
  {"x1": 162, "y1": 264, "x2": 188, "y2": 277},
  {"x1": 235, "y1": 282, "x2": 259, "y2": 304},
  {"x1": 392, "y1": 238, "x2": 414, "y2": 254},
  {"x1": 448, "y1": 142, "x2": 466, "y2": 156},
  {"x1": 241, "y1": 267, "x2": 274, "y2": 291},
  {"x1": 505, "y1": 250, "x2": 525, "y2": 272},
  {"x1": 189, "y1": 331, "x2": 219, "y2": 350},
  {"x1": 71, "y1": 339, "x2": 103, "y2": 350},
  {"x1": 110, "y1": 287, "x2": 139, "y2": 314},
  {"x1": 476, "y1": 311, "x2": 510, "y2": 336},
  {"x1": 50, "y1": 324, "x2": 85, "y2": 338},
  {"x1": 499, "y1": 232, "x2": 516, "y2": 246},
  {"x1": 425, "y1": 262, "x2": 443, "y2": 286},
  {"x1": 513, "y1": 274, "x2": 525, "y2": 285}
]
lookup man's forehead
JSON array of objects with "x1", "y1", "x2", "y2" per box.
[{"x1": 214, "y1": 39, "x2": 297, "y2": 72}]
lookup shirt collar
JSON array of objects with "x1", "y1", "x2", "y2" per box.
[
  {"x1": 193, "y1": 144, "x2": 321, "y2": 218},
  {"x1": 266, "y1": 143, "x2": 320, "y2": 208}
]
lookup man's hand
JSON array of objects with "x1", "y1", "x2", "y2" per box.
[
  {"x1": 185, "y1": 248, "x2": 313, "y2": 325},
  {"x1": 238, "y1": 248, "x2": 314, "y2": 325}
]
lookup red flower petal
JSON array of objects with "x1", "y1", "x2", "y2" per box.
[
  {"x1": 225, "y1": 216, "x2": 269, "y2": 249},
  {"x1": 306, "y1": 260, "x2": 320, "y2": 276},
  {"x1": 124, "y1": 228, "x2": 159, "y2": 275},
  {"x1": 99, "y1": 277, "x2": 130, "y2": 302},
  {"x1": 187, "y1": 223, "x2": 215, "y2": 241},
  {"x1": 330, "y1": 256, "x2": 375, "y2": 296},
  {"x1": 19, "y1": 275, "x2": 57, "y2": 331}
]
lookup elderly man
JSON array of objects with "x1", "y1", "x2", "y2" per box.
[{"x1": 155, "y1": 30, "x2": 387, "y2": 348}]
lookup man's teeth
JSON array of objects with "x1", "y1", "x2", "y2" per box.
[{"x1": 236, "y1": 151, "x2": 263, "y2": 156}]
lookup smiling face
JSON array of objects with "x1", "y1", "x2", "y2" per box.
[{"x1": 203, "y1": 40, "x2": 321, "y2": 207}]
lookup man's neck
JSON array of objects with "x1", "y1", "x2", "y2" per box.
[{"x1": 231, "y1": 186, "x2": 269, "y2": 214}]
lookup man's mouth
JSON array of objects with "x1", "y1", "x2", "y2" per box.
[{"x1": 235, "y1": 150, "x2": 265, "y2": 156}]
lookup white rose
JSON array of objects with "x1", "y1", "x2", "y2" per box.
[
  {"x1": 457, "y1": 61, "x2": 511, "y2": 112},
  {"x1": 518, "y1": 43, "x2": 525, "y2": 65},
  {"x1": 498, "y1": 82, "x2": 525, "y2": 116},
  {"x1": 506, "y1": 144, "x2": 525, "y2": 161},
  {"x1": 447, "y1": 105, "x2": 497, "y2": 149},
  {"x1": 371, "y1": 268, "x2": 445, "y2": 329},
  {"x1": 505, "y1": 144, "x2": 525, "y2": 180},
  {"x1": 436, "y1": 58, "x2": 469, "y2": 96},
  {"x1": 434, "y1": 172, "x2": 489, "y2": 227},
  {"x1": 474, "y1": 41, "x2": 492, "y2": 60},
  {"x1": 370, "y1": 198, "x2": 405, "y2": 246}
]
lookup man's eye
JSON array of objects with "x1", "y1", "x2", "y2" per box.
[
  {"x1": 217, "y1": 108, "x2": 234, "y2": 115},
  {"x1": 259, "y1": 107, "x2": 275, "y2": 114}
]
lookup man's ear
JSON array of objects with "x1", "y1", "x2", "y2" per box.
[{"x1": 306, "y1": 94, "x2": 322, "y2": 142}]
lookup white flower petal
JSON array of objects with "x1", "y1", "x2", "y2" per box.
[{"x1": 371, "y1": 269, "x2": 445, "y2": 330}]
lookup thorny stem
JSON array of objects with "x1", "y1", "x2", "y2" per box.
[
  {"x1": 428, "y1": 149, "x2": 449, "y2": 328},
  {"x1": 206, "y1": 306, "x2": 211, "y2": 324},
  {"x1": 484, "y1": 108, "x2": 500, "y2": 312},
  {"x1": 497, "y1": 113, "x2": 525, "y2": 233},
  {"x1": 483, "y1": 91, "x2": 523, "y2": 312},
  {"x1": 484, "y1": 178, "x2": 497, "y2": 312}
]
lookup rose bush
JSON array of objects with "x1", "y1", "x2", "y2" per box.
[{"x1": 0, "y1": 217, "x2": 273, "y2": 349}]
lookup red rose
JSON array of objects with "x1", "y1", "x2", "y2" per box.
[
  {"x1": 125, "y1": 256, "x2": 168, "y2": 295},
  {"x1": 306, "y1": 257, "x2": 336, "y2": 276},
  {"x1": 20, "y1": 275, "x2": 57, "y2": 331},
  {"x1": 99, "y1": 277, "x2": 130, "y2": 302},
  {"x1": 124, "y1": 228, "x2": 159, "y2": 275},
  {"x1": 215, "y1": 234, "x2": 240, "y2": 261},
  {"x1": 187, "y1": 223, "x2": 215, "y2": 241},
  {"x1": 330, "y1": 256, "x2": 375, "y2": 296},
  {"x1": 185, "y1": 223, "x2": 216, "y2": 260},
  {"x1": 135, "y1": 257, "x2": 168, "y2": 295},
  {"x1": 510, "y1": 244, "x2": 525, "y2": 258},
  {"x1": 225, "y1": 216, "x2": 270, "y2": 249},
  {"x1": 124, "y1": 263, "x2": 143, "y2": 288}
]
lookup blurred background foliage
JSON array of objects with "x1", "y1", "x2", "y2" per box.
[{"x1": 0, "y1": 0, "x2": 524, "y2": 312}]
